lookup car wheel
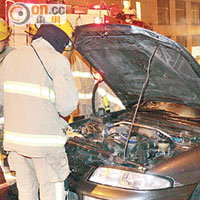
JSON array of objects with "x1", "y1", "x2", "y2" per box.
[{"x1": 190, "y1": 182, "x2": 200, "y2": 200}]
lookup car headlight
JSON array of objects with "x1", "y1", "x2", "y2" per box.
[{"x1": 89, "y1": 167, "x2": 173, "y2": 190}]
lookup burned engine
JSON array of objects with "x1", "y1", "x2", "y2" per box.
[{"x1": 66, "y1": 108, "x2": 200, "y2": 177}]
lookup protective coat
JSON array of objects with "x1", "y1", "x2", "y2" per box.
[
  {"x1": 69, "y1": 51, "x2": 124, "y2": 117},
  {"x1": 0, "y1": 46, "x2": 13, "y2": 67},
  {"x1": 0, "y1": 45, "x2": 13, "y2": 169},
  {"x1": 0, "y1": 38, "x2": 78, "y2": 158},
  {"x1": 0, "y1": 45, "x2": 13, "y2": 200},
  {"x1": 0, "y1": 45, "x2": 13, "y2": 124}
]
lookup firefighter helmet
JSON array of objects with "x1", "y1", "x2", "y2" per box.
[
  {"x1": 0, "y1": 18, "x2": 12, "y2": 41},
  {"x1": 54, "y1": 19, "x2": 74, "y2": 39},
  {"x1": 54, "y1": 19, "x2": 74, "y2": 51},
  {"x1": 24, "y1": 24, "x2": 38, "y2": 36}
]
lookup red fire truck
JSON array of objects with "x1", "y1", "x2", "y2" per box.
[{"x1": 65, "y1": 3, "x2": 153, "y2": 30}]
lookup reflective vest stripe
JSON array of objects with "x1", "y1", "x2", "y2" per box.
[
  {"x1": 78, "y1": 92, "x2": 92, "y2": 100},
  {"x1": 4, "y1": 130, "x2": 67, "y2": 147},
  {"x1": 4, "y1": 81, "x2": 55, "y2": 103},
  {"x1": 97, "y1": 87, "x2": 125, "y2": 108},
  {"x1": 72, "y1": 71, "x2": 92, "y2": 78},
  {"x1": 55, "y1": 182, "x2": 64, "y2": 200},
  {"x1": 0, "y1": 117, "x2": 4, "y2": 125},
  {"x1": 77, "y1": 89, "x2": 125, "y2": 108}
]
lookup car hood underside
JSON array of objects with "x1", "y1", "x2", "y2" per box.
[{"x1": 74, "y1": 24, "x2": 200, "y2": 108}]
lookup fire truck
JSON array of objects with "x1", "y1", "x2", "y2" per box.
[{"x1": 65, "y1": 4, "x2": 153, "y2": 30}]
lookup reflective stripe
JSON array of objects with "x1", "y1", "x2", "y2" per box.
[
  {"x1": 55, "y1": 182, "x2": 64, "y2": 200},
  {"x1": 97, "y1": 87, "x2": 125, "y2": 109},
  {"x1": 4, "y1": 130, "x2": 67, "y2": 147},
  {"x1": 0, "y1": 117, "x2": 4, "y2": 124},
  {"x1": 78, "y1": 92, "x2": 92, "y2": 100},
  {"x1": 4, "y1": 81, "x2": 55, "y2": 103},
  {"x1": 72, "y1": 71, "x2": 92, "y2": 79},
  {"x1": 78, "y1": 88, "x2": 125, "y2": 109}
]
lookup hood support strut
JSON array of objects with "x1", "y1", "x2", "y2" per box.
[{"x1": 123, "y1": 44, "x2": 159, "y2": 161}]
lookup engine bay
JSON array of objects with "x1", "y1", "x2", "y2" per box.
[{"x1": 66, "y1": 104, "x2": 200, "y2": 177}]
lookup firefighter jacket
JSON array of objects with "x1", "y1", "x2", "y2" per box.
[
  {"x1": 0, "y1": 45, "x2": 13, "y2": 67},
  {"x1": 0, "y1": 38, "x2": 78, "y2": 157},
  {"x1": 0, "y1": 45, "x2": 13, "y2": 129},
  {"x1": 70, "y1": 51, "x2": 125, "y2": 117}
]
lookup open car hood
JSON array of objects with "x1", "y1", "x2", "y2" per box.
[{"x1": 74, "y1": 24, "x2": 200, "y2": 108}]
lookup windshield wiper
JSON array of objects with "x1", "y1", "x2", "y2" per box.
[{"x1": 123, "y1": 45, "x2": 159, "y2": 161}]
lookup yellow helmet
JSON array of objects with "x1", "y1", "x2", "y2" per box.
[
  {"x1": 24, "y1": 24, "x2": 38, "y2": 36},
  {"x1": 54, "y1": 19, "x2": 74, "y2": 51},
  {"x1": 54, "y1": 19, "x2": 74, "y2": 40},
  {"x1": 0, "y1": 18, "x2": 12, "y2": 41}
]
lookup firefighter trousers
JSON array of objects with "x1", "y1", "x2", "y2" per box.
[{"x1": 8, "y1": 151, "x2": 70, "y2": 200}]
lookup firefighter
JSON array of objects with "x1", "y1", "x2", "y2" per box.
[
  {"x1": 0, "y1": 19, "x2": 78, "y2": 200},
  {"x1": 24, "y1": 24, "x2": 38, "y2": 36},
  {"x1": 0, "y1": 18, "x2": 12, "y2": 67},
  {"x1": 0, "y1": 18, "x2": 12, "y2": 173},
  {"x1": 70, "y1": 52, "x2": 125, "y2": 117},
  {"x1": 24, "y1": 24, "x2": 39, "y2": 44},
  {"x1": 25, "y1": 23, "x2": 75, "y2": 124}
]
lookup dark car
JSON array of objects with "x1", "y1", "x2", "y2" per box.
[{"x1": 66, "y1": 24, "x2": 200, "y2": 200}]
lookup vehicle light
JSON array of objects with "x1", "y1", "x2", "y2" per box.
[
  {"x1": 89, "y1": 167, "x2": 173, "y2": 190},
  {"x1": 90, "y1": 4, "x2": 108, "y2": 10},
  {"x1": 91, "y1": 5, "x2": 101, "y2": 9},
  {"x1": 136, "y1": 1, "x2": 141, "y2": 19},
  {"x1": 123, "y1": 0, "x2": 130, "y2": 8},
  {"x1": 93, "y1": 17, "x2": 103, "y2": 24},
  {"x1": 104, "y1": 19, "x2": 109, "y2": 23},
  {"x1": 93, "y1": 71, "x2": 102, "y2": 81}
]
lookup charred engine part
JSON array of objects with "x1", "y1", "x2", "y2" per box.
[
  {"x1": 158, "y1": 140, "x2": 170, "y2": 152},
  {"x1": 68, "y1": 110, "x2": 200, "y2": 175},
  {"x1": 133, "y1": 137, "x2": 157, "y2": 164},
  {"x1": 112, "y1": 121, "x2": 173, "y2": 142}
]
